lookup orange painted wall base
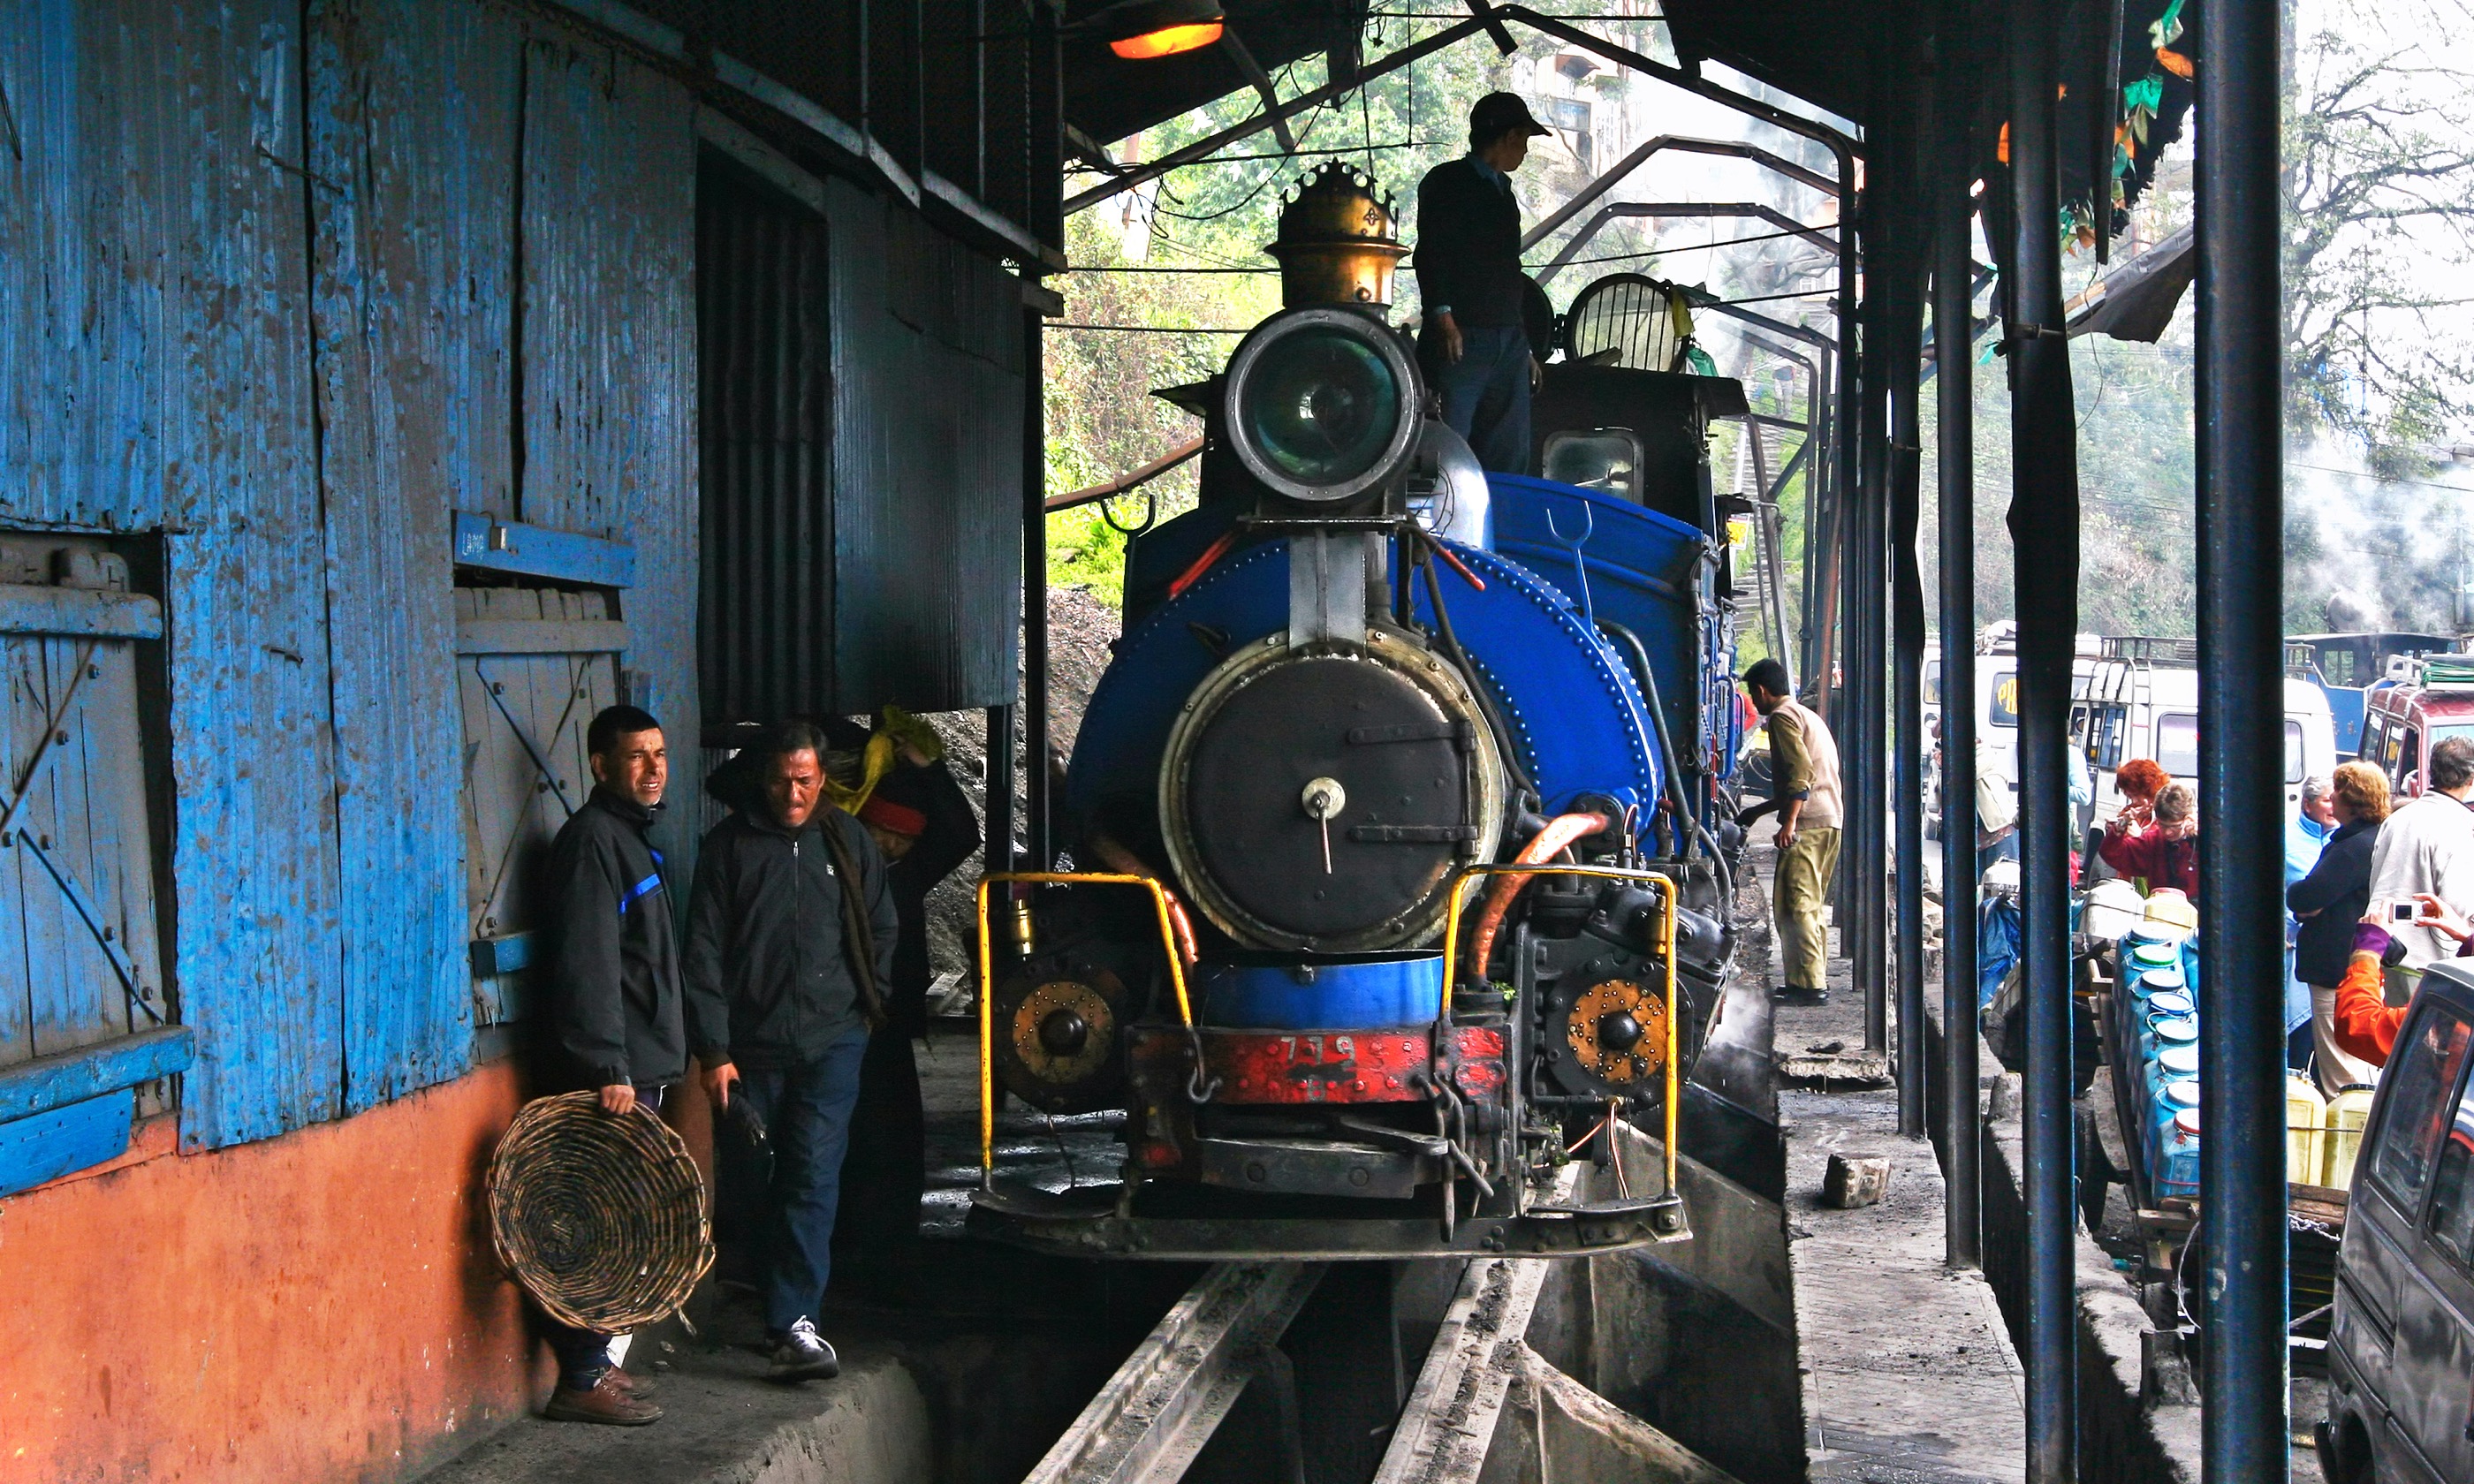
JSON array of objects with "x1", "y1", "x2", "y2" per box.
[{"x1": 0, "y1": 1061, "x2": 557, "y2": 1483}]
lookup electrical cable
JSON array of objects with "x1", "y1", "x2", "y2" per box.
[{"x1": 1601, "y1": 618, "x2": 1735, "y2": 904}]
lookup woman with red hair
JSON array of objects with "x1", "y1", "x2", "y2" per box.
[{"x1": 2114, "y1": 757, "x2": 2171, "y2": 819}]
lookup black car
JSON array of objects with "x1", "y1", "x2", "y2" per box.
[{"x1": 2320, "y1": 960, "x2": 2474, "y2": 1483}]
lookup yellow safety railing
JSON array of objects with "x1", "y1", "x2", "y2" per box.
[
  {"x1": 972, "y1": 872, "x2": 1196, "y2": 1188},
  {"x1": 1438, "y1": 862, "x2": 1682, "y2": 1199}
]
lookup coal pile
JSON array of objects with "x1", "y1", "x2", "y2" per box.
[{"x1": 917, "y1": 583, "x2": 1119, "y2": 997}]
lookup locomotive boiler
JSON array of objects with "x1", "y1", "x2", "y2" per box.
[{"x1": 970, "y1": 166, "x2": 1752, "y2": 1261}]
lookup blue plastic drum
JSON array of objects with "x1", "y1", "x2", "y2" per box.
[{"x1": 1195, "y1": 953, "x2": 1448, "y2": 1029}]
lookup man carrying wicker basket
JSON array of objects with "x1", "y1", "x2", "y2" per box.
[{"x1": 536, "y1": 704, "x2": 688, "y2": 1426}]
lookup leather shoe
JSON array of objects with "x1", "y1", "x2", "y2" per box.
[
  {"x1": 607, "y1": 1365, "x2": 657, "y2": 1400},
  {"x1": 543, "y1": 1372, "x2": 663, "y2": 1426},
  {"x1": 1771, "y1": 984, "x2": 1830, "y2": 1005}
]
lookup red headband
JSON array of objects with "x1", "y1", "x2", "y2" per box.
[{"x1": 858, "y1": 795, "x2": 928, "y2": 837}]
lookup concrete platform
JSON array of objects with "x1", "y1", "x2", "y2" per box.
[
  {"x1": 1744, "y1": 826, "x2": 2029, "y2": 1484},
  {"x1": 1780, "y1": 1078, "x2": 2027, "y2": 1483},
  {"x1": 415, "y1": 1336, "x2": 931, "y2": 1484}
]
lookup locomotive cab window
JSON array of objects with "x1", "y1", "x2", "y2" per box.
[{"x1": 1541, "y1": 429, "x2": 1643, "y2": 504}]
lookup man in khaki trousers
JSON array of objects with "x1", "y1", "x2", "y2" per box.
[{"x1": 1742, "y1": 659, "x2": 1842, "y2": 1005}]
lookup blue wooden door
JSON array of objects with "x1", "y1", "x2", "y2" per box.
[{"x1": 453, "y1": 585, "x2": 627, "y2": 1024}]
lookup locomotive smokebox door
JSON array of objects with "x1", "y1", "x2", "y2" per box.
[{"x1": 1160, "y1": 626, "x2": 1505, "y2": 953}]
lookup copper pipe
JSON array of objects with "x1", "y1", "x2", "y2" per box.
[{"x1": 1463, "y1": 812, "x2": 1607, "y2": 981}]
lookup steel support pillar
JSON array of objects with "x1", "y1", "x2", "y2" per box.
[
  {"x1": 1852, "y1": 175, "x2": 1891, "y2": 1054},
  {"x1": 1888, "y1": 55, "x2": 1931, "y2": 1139},
  {"x1": 987, "y1": 705, "x2": 1018, "y2": 873},
  {"x1": 1023, "y1": 304, "x2": 1052, "y2": 868},
  {"x1": 1933, "y1": 0, "x2": 1983, "y2": 1270},
  {"x1": 2196, "y1": 0, "x2": 2292, "y2": 1470},
  {"x1": 2007, "y1": 0, "x2": 2083, "y2": 1474}
]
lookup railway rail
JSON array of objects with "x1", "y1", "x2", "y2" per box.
[{"x1": 1021, "y1": 1155, "x2": 1744, "y2": 1484}]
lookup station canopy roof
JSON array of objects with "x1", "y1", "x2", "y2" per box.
[
  {"x1": 1062, "y1": 0, "x2": 1370, "y2": 147},
  {"x1": 1062, "y1": 0, "x2": 2199, "y2": 261}
]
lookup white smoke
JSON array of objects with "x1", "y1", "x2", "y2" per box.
[{"x1": 2284, "y1": 439, "x2": 2474, "y2": 634}]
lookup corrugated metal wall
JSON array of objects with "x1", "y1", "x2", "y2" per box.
[
  {"x1": 0, "y1": 0, "x2": 1025, "y2": 1149},
  {"x1": 697, "y1": 155, "x2": 837, "y2": 729},
  {"x1": 304, "y1": 0, "x2": 520, "y2": 1114},
  {"x1": 1, "y1": 0, "x2": 349, "y2": 1147},
  {"x1": 627, "y1": 0, "x2": 1063, "y2": 246},
  {"x1": 0, "y1": 0, "x2": 708, "y2": 1148},
  {"x1": 829, "y1": 187, "x2": 1024, "y2": 711},
  {"x1": 694, "y1": 140, "x2": 1025, "y2": 723}
]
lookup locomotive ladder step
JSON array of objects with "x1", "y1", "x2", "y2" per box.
[{"x1": 1022, "y1": 1261, "x2": 1325, "y2": 1484}]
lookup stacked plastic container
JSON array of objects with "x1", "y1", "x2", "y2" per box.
[
  {"x1": 2114, "y1": 922, "x2": 2381, "y2": 1198},
  {"x1": 2118, "y1": 928, "x2": 2204, "y2": 1200}
]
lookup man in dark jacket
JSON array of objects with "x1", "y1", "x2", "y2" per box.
[
  {"x1": 836, "y1": 740, "x2": 982, "y2": 1266},
  {"x1": 686, "y1": 722, "x2": 898, "y2": 1382},
  {"x1": 1415, "y1": 91, "x2": 1551, "y2": 473},
  {"x1": 538, "y1": 703, "x2": 683, "y2": 1426}
]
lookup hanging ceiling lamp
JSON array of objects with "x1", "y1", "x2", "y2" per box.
[{"x1": 1096, "y1": 0, "x2": 1226, "y2": 58}]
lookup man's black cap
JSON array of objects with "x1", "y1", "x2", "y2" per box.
[{"x1": 1469, "y1": 91, "x2": 1552, "y2": 143}]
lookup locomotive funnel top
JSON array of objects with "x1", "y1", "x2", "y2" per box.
[{"x1": 1266, "y1": 163, "x2": 1408, "y2": 310}]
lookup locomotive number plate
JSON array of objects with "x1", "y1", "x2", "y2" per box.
[{"x1": 1204, "y1": 1030, "x2": 1430, "y2": 1104}]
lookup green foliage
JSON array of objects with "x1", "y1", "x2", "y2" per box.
[
  {"x1": 2281, "y1": 0, "x2": 2474, "y2": 461},
  {"x1": 1043, "y1": 11, "x2": 1681, "y2": 607}
]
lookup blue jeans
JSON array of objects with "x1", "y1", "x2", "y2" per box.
[
  {"x1": 730, "y1": 1029, "x2": 870, "y2": 1335},
  {"x1": 1434, "y1": 325, "x2": 1532, "y2": 473}
]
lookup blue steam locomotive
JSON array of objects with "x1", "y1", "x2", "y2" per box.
[{"x1": 970, "y1": 169, "x2": 1751, "y2": 1261}]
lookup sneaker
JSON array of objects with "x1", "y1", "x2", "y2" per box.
[
  {"x1": 1772, "y1": 984, "x2": 1830, "y2": 1005},
  {"x1": 543, "y1": 1372, "x2": 663, "y2": 1426},
  {"x1": 767, "y1": 1317, "x2": 840, "y2": 1382}
]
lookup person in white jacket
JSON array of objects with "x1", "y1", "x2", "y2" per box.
[{"x1": 2365, "y1": 736, "x2": 2474, "y2": 965}]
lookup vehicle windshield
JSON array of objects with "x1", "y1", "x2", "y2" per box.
[{"x1": 2158, "y1": 714, "x2": 2198, "y2": 777}]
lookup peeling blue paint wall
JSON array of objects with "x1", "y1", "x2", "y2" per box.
[{"x1": 0, "y1": 0, "x2": 1027, "y2": 1153}]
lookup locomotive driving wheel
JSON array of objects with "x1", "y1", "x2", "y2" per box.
[
  {"x1": 1546, "y1": 976, "x2": 1669, "y2": 1097},
  {"x1": 991, "y1": 965, "x2": 1128, "y2": 1114}
]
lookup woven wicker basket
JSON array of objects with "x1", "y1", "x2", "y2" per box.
[{"x1": 488, "y1": 1090, "x2": 713, "y2": 1332}]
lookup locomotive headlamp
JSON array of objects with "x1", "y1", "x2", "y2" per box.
[{"x1": 1223, "y1": 307, "x2": 1422, "y2": 504}]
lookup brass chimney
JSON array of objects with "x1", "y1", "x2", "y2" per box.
[{"x1": 1265, "y1": 163, "x2": 1408, "y2": 310}]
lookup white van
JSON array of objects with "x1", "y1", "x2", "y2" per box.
[{"x1": 2073, "y1": 658, "x2": 2339, "y2": 822}]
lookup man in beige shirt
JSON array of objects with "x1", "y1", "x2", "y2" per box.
[{"x1": 1742, "y1": 659, "x2": 1841, "y2": 1004}]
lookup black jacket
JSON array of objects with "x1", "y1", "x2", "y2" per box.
[
  {"x1": 878, "y1": 761, "x2": 983, "y2": 1038},
  {"x1": 2289, "y1": 816, "x2": 2380, "y2": 987},
  {"x1": 1413, "y1": 157, "x2": 1525, "y2": 330},
  {"x1": 543, "y1": 787, "x2": 688, "y2": 1089},
  {"x1": 684, "y1": 806, "x2": 899, "y2": 1068}
]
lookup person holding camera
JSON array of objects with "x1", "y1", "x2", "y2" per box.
[
  {"x1": 2366, "y1": 734, "x2": 2474, "y2": 965},
  {"x1": 2098, "y1": 780, "x2": 2199, "y2": 897},
  {"x1": 2333, "y1": 890, "x2": 2474, "y2": 1067}
]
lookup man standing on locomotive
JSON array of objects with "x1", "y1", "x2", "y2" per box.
[
  {"x1": 1414, "y1": 92, "x2": 1552, "y2": 473},
  {"x1": 1741, "y1": 659, "x2": 1843, "y2": 1005}
]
